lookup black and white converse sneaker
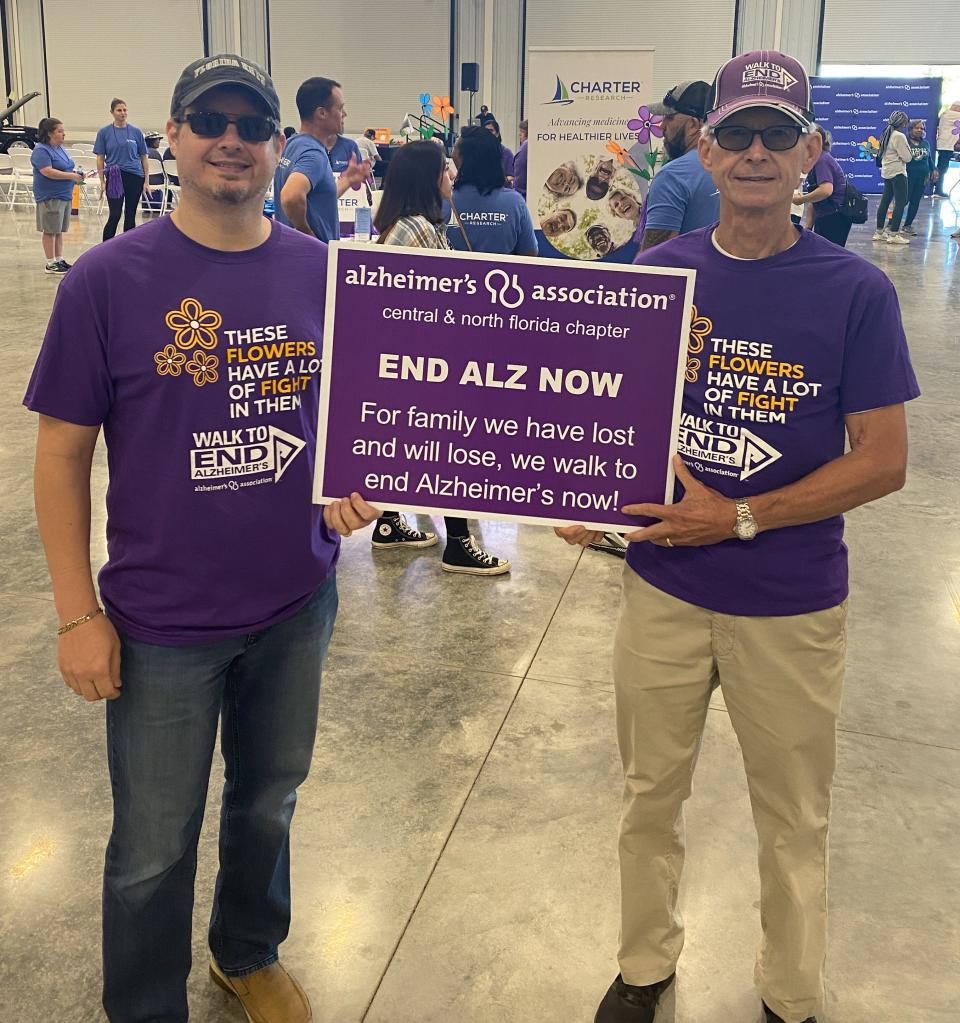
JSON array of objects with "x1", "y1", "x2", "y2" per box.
[
  {"x1": 371, "y1": 514, "x2": 438, "y2": 550},
  {"x1": 441, "y1": 534, "x2": 511, "y2": 576},
  {"x1": 44, "y1": 260, "x2": 68, "y2": 275}
]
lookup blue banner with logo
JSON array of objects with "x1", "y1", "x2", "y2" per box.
[{"x1": 810, "y1": 77, "x2": 942, "y2": 194}]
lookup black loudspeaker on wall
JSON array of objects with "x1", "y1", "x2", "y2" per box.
[{"x1": 461, "y1": 62, "x2": 479, "y2": 92}]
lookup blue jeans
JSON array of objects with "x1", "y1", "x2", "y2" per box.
[{"x1": 102, "y1": 575, "x2": 338, "y2": 1022}]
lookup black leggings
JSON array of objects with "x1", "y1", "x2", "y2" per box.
[
  {"x1": 876, "y1": 174, "x2": 907, "y2": 232},
  {"x1": 903, "y1": 174, "x2": 927, "y2": 227},
  {"x1": 813, "y1": 211, "x2": 852, "y2": 247},
  {"x1": 383, "y1": 512, "x2": 468, "y2": 539},
  {"x1": 935, "y1": 150, "x2": 953, "y2": 195},
  {"x1": 103, "y1": 170, "x2": 144, "y2": 241}
]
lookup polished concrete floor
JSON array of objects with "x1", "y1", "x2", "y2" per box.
[{"x1": 1, "y1": 199, "x2": 958, "y2": 1023}]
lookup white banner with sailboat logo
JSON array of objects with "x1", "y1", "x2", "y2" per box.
[{"x1": 527, "y1": 46, "x2": 655, "y2": 262}]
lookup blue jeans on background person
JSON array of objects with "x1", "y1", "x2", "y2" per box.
[{"x1": 101, "y1": 575, "x2": 338, "y2": 1023}]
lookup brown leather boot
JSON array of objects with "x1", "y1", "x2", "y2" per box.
[{"x1": 210, "y1": 958, "x2": 312, "y2": 1022}]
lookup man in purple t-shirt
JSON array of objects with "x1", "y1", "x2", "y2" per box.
[
  {"x1": 559, "y1": 51, "x2": 919, "y2": 1023},
  {"x1": 24, "y1": 54, "x2": 378, "y2": 1023}
]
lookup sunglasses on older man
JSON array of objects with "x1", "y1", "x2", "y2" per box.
[
  {"x1": 713, "y1": 124, "x2": 807, "y2": 152},
  {"x1": 175, "y1": 111, "x2": 279, "y2": 142}
]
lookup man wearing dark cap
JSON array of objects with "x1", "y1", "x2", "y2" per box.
[
  {"x1": 639, "y1": 80, "x2": 719, "y2": 251},
  {"x1": 560, "y1": 50, "x2": 918, "y2": 1023},
  {"x1": 24, "y1": 53, "x2": 378, "y2": 1022}
]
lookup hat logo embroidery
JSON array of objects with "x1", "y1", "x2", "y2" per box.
[{"x1": 741, "y1": 62, "x2": 798, "y2": 91}]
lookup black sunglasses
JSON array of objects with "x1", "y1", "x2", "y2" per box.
[
  {"x1": 713, "y1": 124, "x2": 806, "y2": 152},
  {"x1": 176, "y1": 111, "x2": 279, "y2": 142}
]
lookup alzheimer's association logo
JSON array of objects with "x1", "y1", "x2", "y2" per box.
[
  {"x1": 741, "y1": 61, "x2": 798, "y2": 91},
  {"x1": 155, "y1": 298, "x2": 223, "y2": 388}
]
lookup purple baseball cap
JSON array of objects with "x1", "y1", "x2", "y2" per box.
[{"x1": 706, "y1": 50, "x2": 814, "y2": 128}]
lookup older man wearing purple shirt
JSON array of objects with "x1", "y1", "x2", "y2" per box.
[{"x1": 559, "y1": 50, "x2": 918, "y2": 1023}]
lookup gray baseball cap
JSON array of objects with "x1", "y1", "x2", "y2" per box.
[{"x1": 171, "y1": 54, "x2": 281, "y2": 122}]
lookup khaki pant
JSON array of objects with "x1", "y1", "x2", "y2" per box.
[{"x1": 614, "y1": 568, "x2": 847, "y2": 1023}]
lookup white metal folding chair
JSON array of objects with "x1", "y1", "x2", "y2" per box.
[
  {"x1": 161, "y1": 159, "x2": 180, "y2": 214},
  {"x1": 72, "y1": 156, "x2": 101, "y2": 213},
  {"x1": 142, "y1": 154, "x2": 166, "y2": 215},
  {"x1": 0, "y1": 153, "x2": 14, "y2": 204},
  {"x1": 6, "y1": 148, "x2": 35, "y2": 209}
]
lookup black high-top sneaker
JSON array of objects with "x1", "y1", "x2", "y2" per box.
[
  {"x1": 441, "y1": 534, "x2": 511, "y2": 576},
  {"x1": 371, "y1": 514, "x2": 438, "y2": 550}
]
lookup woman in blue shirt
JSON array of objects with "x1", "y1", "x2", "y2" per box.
[
  {"x1": 448, "y1": 126, "x2": 537, "y2": 255},
  {"x1": 93, "y1": 98, "x2": 149, "y2": 241},
  {"x1": 30, "y1": 117, "x2": 84, "y2": 274}
]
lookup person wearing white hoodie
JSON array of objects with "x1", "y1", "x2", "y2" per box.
[
  {"x1": 873, "y1": 110, "x2": 914, "y2": 244},
  {"x1": 933, "y1": 100, "x2": 960, "y2": 199}
]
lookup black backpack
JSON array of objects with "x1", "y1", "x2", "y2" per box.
[{"x1": 838, "y1": 180, "x2": 868, "y2": 223}]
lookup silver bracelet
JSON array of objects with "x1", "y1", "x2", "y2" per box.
[{"x1": 57, "y1": 607, "x2": 104, "y2": 636}]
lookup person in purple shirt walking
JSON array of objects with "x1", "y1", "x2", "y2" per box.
[
  {"x1": 482, "y1": 118, "x2": 515, "y2": 183},
  {"x1": 792, "y1": 125, "x2": 851, "y2": 246},
  {"x1": 24, "y1": 54, "x2": 378, "y2": 1023},
  {"x1": 559, "y1": 50, "x2": 918, "y2": 1023},
  {"x1": 514, "y1": 119, "x2": 528, "y2": 198}
]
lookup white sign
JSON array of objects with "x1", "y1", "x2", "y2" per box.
[{"x1": 527, "y1": 46, "x2": 655, "y2": 261}]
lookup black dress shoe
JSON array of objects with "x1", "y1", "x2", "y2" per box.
[
  {"x1": 763, "y1": 1002, "x2": 817, "y2": 1023},
  {"x1": 595, "y1": 973, "x2": 676, "y2": 1023}
]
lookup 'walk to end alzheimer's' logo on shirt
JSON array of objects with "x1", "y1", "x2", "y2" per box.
[
  {"x1": 741, "y1": 61, "x2": 798, "y2": 91},
  {"x1": 190, "y1": 425, "x2": 305, "y2": 482},
  {"x1": 155, "y1": 298, "x2": 223, "y2": 387}
]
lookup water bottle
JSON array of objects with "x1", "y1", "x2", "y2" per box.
[{"x1": 354, "y1": 206, "x2": 372, "y2": 242}]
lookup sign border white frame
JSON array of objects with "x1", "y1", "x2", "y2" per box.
[{"x1": 314, "y1": 240, "x2": 694, "y2": 532}]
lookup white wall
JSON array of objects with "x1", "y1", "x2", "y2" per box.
[
  {"x1": 525, "y1": 0, "x2": 737, "y2": 105},
  {"x1": 268, "y1": 0, "x2": 451, "y2": 135},
  {"x1": 822, "y1": 1, "x2": 957, "y2": 65},
  {"x1": 42, "y1": 0, "x2": 204, "y2": 135}
]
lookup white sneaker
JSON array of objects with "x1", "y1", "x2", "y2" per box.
[
  {"x1": 885, "y1": 232, "x2": 910, "y2": 244},
  {"x1": 901, "y1": 225, "x2": 916, "y2": 236},
  {"x1": 872, "y1": 230, "x2": 886, "y2": 241},
  {"x1": 951, "y1": 229, "x2": 960, "y2": 240}
]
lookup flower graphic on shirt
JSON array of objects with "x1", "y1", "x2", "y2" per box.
[
  {"x1": 627, "y1": 106, "x2": 664, "y2": 145},
  {"x1": 952, "y1": 119, "x2": 960, "y2": 137},
  {"x1": 153, "y1": 344, "x2": 187, "y2": 377},
  {"x1": 165, "y1": 298, "x2": 222, "y2": 351},
  {"x1": 685, "y1": 306, "x2": 712, "y2": 383},
  {"x1": 431, "y1": 95, "x2": 455, "y2": 119},
  {"x1": 185, "y1": 351, "x2": 220, "y2": 387}
]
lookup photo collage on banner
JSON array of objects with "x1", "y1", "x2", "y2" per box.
[
  {"x1": 811, "y1": 77, "x2": 943, "y2": 194},
  {"x1": 527, "y1": 47, "x2": 656, "y2": 263}
]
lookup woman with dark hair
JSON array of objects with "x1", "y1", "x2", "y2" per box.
[
  {"x1": 93, "y1": 97, "x2": 149, "y2": 241},
  {"x1": 30, "y1": 117, "x2": 84, "y2": 274},
  {"x1": 371, "y1": 141, "x2": 511, "y2": 576},
  {"x1": 482, "y1": 118, "x2": 515, "y2": 183},
  {"x1": 873, "y1": 110, "x2": 914, "y2": 245},
  {"x1": 448, "y1": 126, "x2": 537, "y2": 255}
]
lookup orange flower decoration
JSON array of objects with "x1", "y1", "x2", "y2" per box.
[
  {"x1": 186, "y1": 351, "x2": 220, "y2": 387},
  {"x1": 431, "y1": 95, "x2": 455, "y2": 119},
  {"x1": 606, "y1": 140, "x2": 629, "y2": 165},
  {"x1": 154, "y1": 344, "x2": 187, "y2": 377},
  {"x1": 685, "y1": 305, "x2": 713, "y2": 383},
  {"x1": 165, "y1": 298, "x2": 222, "y2": 351}
]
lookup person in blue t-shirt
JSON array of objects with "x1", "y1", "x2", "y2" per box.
[
  {"x1": 448, "y1": 126, "x2": 538, "y2": 255},
  {"x1": 902, "y1": 119, "x2": 936, "y2": 235},
  {"x1": 640, "y1": 80, "x2": 719, "y2": 252},
  {"x1": 30, "y1": 117, "x2": 85, "y2": 274},
  {"x1": 274, "y1": 76, "x2": 370, "y2": 242},
  {"x1": 93, "y1": 98, "x2": 149, "y2": 241}
]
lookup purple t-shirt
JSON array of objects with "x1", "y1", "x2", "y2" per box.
[
  {"x1": 24, "y1": 217, "x2": 340, "y2": 645},
  {"x1": 809, "y1": 151, "x2": 846, "y2": 220},
  {"x1": 631, "y1": 226, "x2": 919, "y2": 616}
]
